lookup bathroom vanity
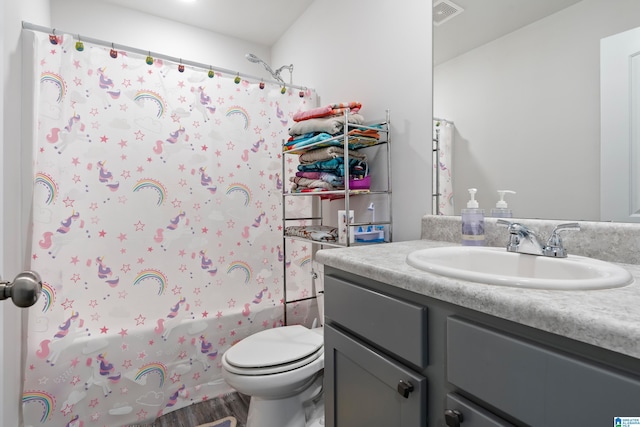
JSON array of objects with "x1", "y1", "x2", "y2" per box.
[{"x1": 317, "y1": 217, "x2": 640, "y2": 427}]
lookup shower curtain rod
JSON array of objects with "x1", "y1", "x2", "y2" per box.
[{"x1": 22, "y1": 21, "x2": 310, "y2": 91}]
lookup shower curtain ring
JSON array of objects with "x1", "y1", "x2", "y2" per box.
[
  {"x1": 49, "y1": 29, "x2": 58, "y2": 45},
  {"x1": 280, "y1": 85, "x2": 287, "y2": 94},
  {"x1": 146, "y1": 51, "x2": 154, "y2": 65},
  {"x1": 178, "y1": 59, "x2": 185, "y2": 73},
  {"x1": 75, "y1": 35, "x2": 84, "y2": 52},
  {"x1": 208, "y1": 66, "x2": 215, "y2": 78},
  {"x1": 234, "y1": 73, "x2": 241, "y2": 84},
  {"x1": 259, "y1": 80, "x2": 265, "y2": 90},
  {"x1": 110, "y1": 43, "x2": 118, "y2": 59}
]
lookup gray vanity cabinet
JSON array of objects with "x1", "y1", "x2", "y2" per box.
[
  {"x1": 323, "y1": 267, "x2": 640, "y2": 427},
  {"x1": 325, "y1": 324, "x2": 427, "y2": 426},
  {"x1": 324, "y1": 275, "x2": 429, "y2": 427},
  {"x1": 447, "y1": 316, "x2": 640, "y2": 426}
]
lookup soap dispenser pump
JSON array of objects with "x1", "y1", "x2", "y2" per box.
[
  {"x1": 491, "y1": 190, "x2": 516, "y2": 218},
  {"x1": 461, "y1": 188, "x2": 485, "y2": 246}
]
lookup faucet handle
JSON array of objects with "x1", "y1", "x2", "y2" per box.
[
  {"x1": 496, "y1": 220, "x2": 534, "y2": 236},
  {"x1": 544, "y1": 222, "x2": 581, "y2": 258},
  {"x1": 496, "y1": 220, "x2": 533, "y2": 252},
  {"x1": 496, "y1": 219, "x2": 513, "y2": 228}
]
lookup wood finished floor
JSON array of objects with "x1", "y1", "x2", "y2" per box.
[{"x1": 128, "y1": 392, "x2": 250, "y2": 427}]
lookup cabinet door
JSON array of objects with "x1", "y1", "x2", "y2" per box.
[
  {"x1": 325, "y1": 324, "x2": 427, "y2": 427},
  {"x1": 445, "y1": 393, "x2": 515, "y2": 427},
  {"x1": 448, "y1": 316, "x2": 640, "y2": 426}
]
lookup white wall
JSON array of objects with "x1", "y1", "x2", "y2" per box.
[
  {"x1": 50, "y1": 0, "x2": 271, "y2": 77},
  {"x1": 434, "y1": 0, "x2": 640, "y2": 221},
  {"x1": 273, "y1": 0, "x2": 433, "y2": 241},
  {"x1": 2, "y1": 1, "x2": 50, "y2": 425}
]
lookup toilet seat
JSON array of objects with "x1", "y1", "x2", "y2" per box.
[{"x1": 223, "y1": 325, "x2": 324, "y2": 376}]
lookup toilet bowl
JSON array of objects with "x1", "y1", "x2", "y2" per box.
[{"x1": 221, "y1": 325, "x2": 324, "y2": 427}]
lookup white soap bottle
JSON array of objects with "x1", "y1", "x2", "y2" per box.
[
  {"x1": 461, "y1": 188, "x2": 485, "y2": 246},
  {"x1": 491, "y1": 190, "x2": 516, "y2": 218}
]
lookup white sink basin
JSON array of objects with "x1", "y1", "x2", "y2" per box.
[{"x1": 406, "y1": 246, "x2": 633, "y2": 290}]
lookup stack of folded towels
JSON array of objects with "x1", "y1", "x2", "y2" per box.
[{"x1": 286, "y1": 102, "x2": 381, "y2": 193}]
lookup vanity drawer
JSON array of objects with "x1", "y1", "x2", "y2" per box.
[
  {"x1": 447, "y1": 316, "x2": 640, "y2": 426},
  {"x1": 325, "y1": 274, "x2": 428, "y2": 368}
]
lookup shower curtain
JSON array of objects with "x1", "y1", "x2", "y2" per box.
[
  {"x1": 21, "y1": 30, "x2": 317, "y2": 426},
  {"x1": 433, "y1": 120, "x2": 454, "y2": 215}
]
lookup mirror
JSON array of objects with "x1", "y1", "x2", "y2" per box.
[{"x1": 433, "y1": 0, "x2": 640, "y2": 221}]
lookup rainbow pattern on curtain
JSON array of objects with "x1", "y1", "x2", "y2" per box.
[{"x1": 22, "y1": 30, "x2": 317, "y2": 426}]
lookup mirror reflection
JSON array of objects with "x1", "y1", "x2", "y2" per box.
[{"x1": 433, "y1": 0, "x2": 640, "y2": 222}]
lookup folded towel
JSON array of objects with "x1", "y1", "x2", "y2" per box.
[
  {"x1": 284, "y1": 133, "x2": 334, "y2": 150},
  {"x1": 289, "y1": 176, "x2": 336, "y2": 191},
  {"x1": 288, "y1": 114, "x2": 365, "y2": 136},
  {"x1": 295, "y1": 171, "x2": 322, "y2": 179},
  {"x1": 284, "y1": 225, "x2": 338, "y2": 242},
  {"x1": 347, "y1": 127, "x2": 380, "y2": 139},
  {"x1": 283, "y1": 124, "x2": 383, "y2": 152},
  {"x1": 296, "y1": 171, "x2": 344, "y2": 186},
  {"x1": 297, "y1": 157, "x2": 367, "y2": 177},
  {"x1": 293, "y1": 102, "x2": 362, "y2": 122},
  {"x1": 298, "y1": 146, "x2": 367, "y2": 164}
]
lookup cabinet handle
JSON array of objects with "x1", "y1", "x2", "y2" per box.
[
  {"x1": 444, "y1": 409, "x2": 464, "y2": 427},
  {"x1": 396, "y1": 380, "x2": 414, "y2": 398}
]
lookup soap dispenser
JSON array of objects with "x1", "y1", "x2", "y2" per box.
[
  {"x1": 461, "y1": 188, "x2": 485, "y2": 246},
  {"x1": 491, "y1": 190, "x2": 516, "y2": 218}
]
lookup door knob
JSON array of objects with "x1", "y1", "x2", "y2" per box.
[
  {"x1": 0, "y1": 270, "x2": 42, "y2": 307},
  {"x1": 444, "y1": 409, "x2": 464, "y2": 427},
  {"x1": 397, "y1": 380, "x2": 414, "y2": 398}
]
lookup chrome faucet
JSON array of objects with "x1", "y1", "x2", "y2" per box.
[
  {"x1": 543, "y1": 222, "x2": 582, "y2": 257},
  {"x1": 497, "y1": 220, "x2": 580, "y2": 258}
]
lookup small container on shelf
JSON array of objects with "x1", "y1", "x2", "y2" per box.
[
  {"x1": 348, "y1": 175, "x2": 371, "y2": 190},
  {"x1": 354, "y1": 225, "x2": 386, "y2": 243}
]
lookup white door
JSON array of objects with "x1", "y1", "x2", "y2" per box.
[{"x1": 601, "y1": 25, "x2": 640, "y2": 222}]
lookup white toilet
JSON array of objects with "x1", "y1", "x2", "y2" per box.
[{"x1": 221, "y1": 324, "x2": 324, "y2": 427}]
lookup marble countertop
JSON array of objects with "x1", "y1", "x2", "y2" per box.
[{"x1": 315, "y1": 239, "x2": 640, "y2": 360}]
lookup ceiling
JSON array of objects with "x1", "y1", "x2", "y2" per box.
[
  {"x1": 94, "y1": 0, "x2": 315, "y2": 46},
  {"x1": 93, "y1": 0, "x2": 582, "y2": 62}
]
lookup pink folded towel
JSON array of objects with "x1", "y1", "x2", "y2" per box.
[{"x1": 293, "y1": 102, "x2": 362, "y2": 122}]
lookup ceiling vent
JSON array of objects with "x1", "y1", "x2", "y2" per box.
[{"x1": 433, "y1": 0, "x2": 464, "y2": 26}]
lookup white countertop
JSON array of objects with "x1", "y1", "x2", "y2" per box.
[{"x1": 316, "y1": 239, "x2": 640, "y2": 360}]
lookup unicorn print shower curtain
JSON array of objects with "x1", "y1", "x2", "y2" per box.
[
  {"x1": 21, "y1": 30, "x2": 317, "y2": 426},
  {"x1": 433, "y1": 120, "x2": 454, "y2": 215}
]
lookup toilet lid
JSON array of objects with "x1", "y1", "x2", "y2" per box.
[{"x1": 225, "y1": 325, "x2": 323, "y2": 369}]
